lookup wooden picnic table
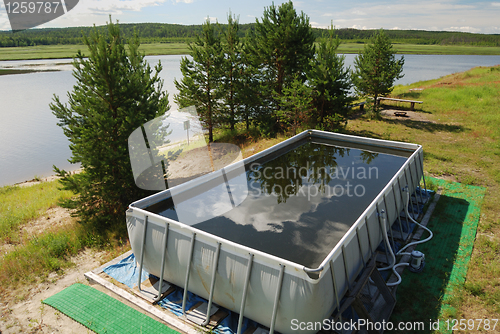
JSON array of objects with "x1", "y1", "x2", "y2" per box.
[{"x1": 377, "y1": 97, "x2": 423, "y2": 111}]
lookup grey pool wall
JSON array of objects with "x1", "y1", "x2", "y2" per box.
[{"x1": 126, "y1": 129, "x2": 424, "y2": 334}]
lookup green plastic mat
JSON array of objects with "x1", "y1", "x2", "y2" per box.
[
  {"x1": 43, "y1": 283, "x2": 179, "y2": 334},
  {"x1": 390, "y1": 177, "x2": 486, "y2": 333}
]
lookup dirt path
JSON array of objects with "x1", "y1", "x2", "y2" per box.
[
  {"x1": 1, "y1": 177, "x2": 105, "y2": 333},
  {"x1": 0, "y1": 248, "x2": 106, "y2": 333},
  {"x1": 380, "y1": 108, "x2": 436, "y2": 123}
]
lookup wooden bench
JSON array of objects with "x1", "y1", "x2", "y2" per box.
[{"x1": 377, "y1": 97, "x2": 423, "y2": 111}]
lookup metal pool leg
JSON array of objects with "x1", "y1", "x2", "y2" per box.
[
  {"x1": 391, "y1": 183, "x2": 405, "y2": 240},
  {"x1": 416, "y1": 166, "x2": 425, "y2": 205},
  {"x1": 382, "y1": 195, "x2": 396, "y2": 250},
  {"x1": 408, "y1": 159, "x2": 423, "y2": 205},
  {"x1": 182, "y1": 233, "x2": 196, "y2": 315},
  {"x1": 137, "y1": 216, "x2": 149, "y2": 292},
  {"x1": 202, "y1": 242, "x2": 221, "y2": 326},
  {"x1": 154, "y1": 223, "x2": 169, "y2": 303},
  {"x1": 341, "y1": 245, "x2": 352, "y2": 291},
  {"x1": 415, "y1": 158, "x2": 424, "y2": 205},
  {"x1": 237, "y1": 253, "x2": 254, "y2": 334},
  {"x1": 377, "y1": 205, "x2": 390, "y2": 263},
  {"x1": 341, "y1": 244, "x2": 357, "y2": 330},
  {"x1": 397, "y1": 177, "x2": 411, "y2": 235},
  {"x1": 269, "y1": 264, "x2": 285, "y2": 334},
  {"x1": 404, "y1": 168, "x2": 416, "y2": 219},
  {"x1": 330, "y1": 260, "x2": 344, "y2": 334},
  {"x1": 356, "y1": 228, "x2": 366, "y2": 270},
  {"x1": 364, "y1": 216, "x2": 374, "y2": 258},
  {"x1": 416, "y1": 153, "x2": 428, "y2": 199}
]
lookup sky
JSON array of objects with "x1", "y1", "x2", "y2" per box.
[{"x1": 1, "y1": 0, "x2": 500, "y2": 34}]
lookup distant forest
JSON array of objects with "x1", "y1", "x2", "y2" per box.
[{"x1": 1, "y1": 22, "x2": 500, "y2": 47}]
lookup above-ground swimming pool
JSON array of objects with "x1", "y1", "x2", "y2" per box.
[{"x1": 126, "y1": 130, "x2": 424, "y2": 334}]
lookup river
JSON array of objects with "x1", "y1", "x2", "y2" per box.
[{"x1": 1, "y1": 54, "x2": 499, "y2": 186}]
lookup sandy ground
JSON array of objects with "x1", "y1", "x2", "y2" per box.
[
  {"x1": 380, "y1": 108, "x2": 436, "y2": 123},
  {"x1": 0, "y1": 248, "x2": 106, "y2": 334},
  {"x1": 16, "y1": 169, "x2": 82, "y2": 188},
  {"x1": 0, "y1": 207, "x2": 75, "y2": 256},
  {"x1": 1, "y1": 176, "x2": 106, "y2": 334},
  {"x1": 0, "y1": 144, "x2": 243, "y2": 333},
  {"x1": 0, "y1": 115, "x2": 438, "y2": 333}
]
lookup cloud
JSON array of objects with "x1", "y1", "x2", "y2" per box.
[
  {"x1": 0, "y1": 0, "x2": 171, "y2": 30},
  {"x1": 62, "y1": 0, "x2": 169, "y2": 16},
  {"x1": 310, "y1": 0, "x2": 499, "y2": 33},
  {"x1": 1, "y1": 0, "x2": 499, "y2": 34},
  {"x1": 351, "y1": 9, "x2": 367, "y2": 16},
  {"x1": 351, "y1": 24, "x2": 373, "y2": 30},
  {"x1": 310, "y1": 21, "x2": 330, "y2": 29},
  {"x1": 447, "y1": 26, "x2": 482, "y2": 33},
  {"x1": 0, "y1": 18, "x2": 11, "y2": 31}
]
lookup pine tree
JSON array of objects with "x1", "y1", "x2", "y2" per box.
[
  {"x1": 174, "y1": 18, "x2": 223, "y2": 143},
  {"x1": 247, "y1": 1, "x2": 315, "y2": 134},
  {"x1": 352, "y1": 29, "x2": 405, "y2": 110},
  {"x1": 308, "y1": 26, "x2": 354, "y2": 130},
  {"x1": 50, "y1": 18, "x2": 170, "y2": 234},
  {"x1": 238, "y1": 45, "x2": 263, "y2": 130},
  {"x1": 275, "y1": 75, "x2": 313, "y2": 136},
  {"x1": 221, "y1": 13, "x2": 243, "y2": 131}
]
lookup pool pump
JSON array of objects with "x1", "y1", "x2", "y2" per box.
[{"x1": 408, "y1": 250, "x2": 425, "y2": 273}]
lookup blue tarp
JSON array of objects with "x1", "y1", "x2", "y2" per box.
[
  {"x1": 103, "y1": 253, "x2": 150, "y2": 289},
  {"x1": 103, "y1": 253, "x2": 257, "y2": 334}
]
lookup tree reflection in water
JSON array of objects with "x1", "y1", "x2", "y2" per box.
[{"x1": 247, "y1": 142, "x2": 379, "y2": 203}]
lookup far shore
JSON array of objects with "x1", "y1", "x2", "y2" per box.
[
  {"x1": 1, "y1": 42, "x2": 500, "y2": 61},
  {"x1": 11, "y1": 168, "x2": 82, "y2": 188},
  {"x1": 0, "y1": 68, "x2": 60, "y2": 75}
]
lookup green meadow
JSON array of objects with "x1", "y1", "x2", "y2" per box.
[
  {"x1": 347, "y1": 65, "x2": 500, "y2": 325},
  {"x1": 1, "y1": 66, "x2": 499, "y2": 331},
  {"x1": 0, "y1": 42, "x2": 499, "y2": 61}
]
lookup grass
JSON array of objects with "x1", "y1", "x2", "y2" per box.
[
  {"x1": 391, "y1": 44, "x2": 500, "y2": 55},
  {"x1": 0, "y1": 181, "x2": 84, "y2": 296},
  {"x1": 0, "y1": 42, "x2": 190, "y2": 61},
  {"x1": 0, "y1": 180, "x2": 131, "y2": 297},
  {"x1": 337, "y1": 43, "x2": 500, "y2": 55},
  {"x1": 0, "y1": 68, "x2": 49, "y2": 75},
  {"x1": 0, "y1": 223, "x2": 84, "y2": 292},
  {"x1": 0, "y1": 182, "x2": 73, "y2": 242},
  {"x1": 1, "y1": 42, "x2": 499, "y2": 61},
  {"x1": 1, "y1": 65, "x2": 499, "y2": 329},
  {"x1": 160, "y1": 135, "x2": 208, "y2": 160},
  {"x1": 346, "y1": 65, "x2": 500, "y2": 331},
  {"x1": 212, "y1": 126, "x2": 290, "y2": 159},
  {"x1": 391, "y1": 179, "x2": 486, "y2": 333},
  {"x1": 0, "y1": 44, "x2": 87, "y2": 60}
]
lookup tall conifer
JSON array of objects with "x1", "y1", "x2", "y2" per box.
[
  {"x1": 51, "y1": 18, "x2": 169, "y2": 233},
  {"x1": 175, "y1": 18, "x2": 223, "y2": 143},
  {"x1": 308, "y1": 26, "x2": 353, "y2": 130},
  {"x1": 221, "y1": 13, "x2": 243, "y2": 131},
  {"x1": 352, "y1": 29, "x2": 405, "y2": 110},
  {"x1": 247, "y1": 1, "x2": 315, "y2": 134}
]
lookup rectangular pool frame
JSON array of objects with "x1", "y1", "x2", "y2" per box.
[{"x1": 126, "y1": 130, "x2": 424, "y2": 334}]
